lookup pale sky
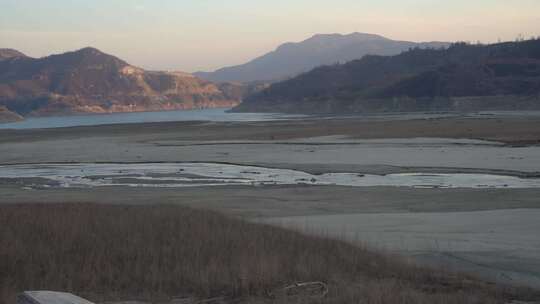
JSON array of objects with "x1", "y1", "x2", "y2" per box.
[{"x1": 1, "y1": 0, "x2": 539, "y2": 72}]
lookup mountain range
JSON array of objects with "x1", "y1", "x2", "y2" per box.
[
  {"x1": 195, "y1": 33, "x2": 449, "y2": 83},
  {"x1": 3, "y1": 34, "x2": 539, "y2": 122},
  {"x1": 0, "y1": 47, "x2": 242, "y2": 122},
  {"x1": 234, "y1": 39, "x2": 540, "y2": 114}
]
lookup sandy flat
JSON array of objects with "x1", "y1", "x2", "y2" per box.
[
  {"x1": 261, "y1": 209, "x2": 540, "y2": 288},
  {"x1": 1, "y1": 116, "x2": 540, "y2": 175},
  {"x1": 1, "y1": 135, "x2": 540, "y2": 175}
]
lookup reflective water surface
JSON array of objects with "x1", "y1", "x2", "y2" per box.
[{"x1": 0, "y1": 108, "x2": 304, "y2": 129}]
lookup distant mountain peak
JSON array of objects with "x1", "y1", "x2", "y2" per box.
[
  {"x1": 46, "y1": 46, "x2": 129, "y2": 68},
  {"x1": 195, "y1": 33, "x2": 449, "y2": 83},
  {"x1": 77, "y1": 47, "x2": 105, "y2": 54},
  {"x1": 0, "y1": 48, "x2": 27, "y2": 60},
  {"x1": 277, "y1": 33, "x2": 389, "y2": 51},
  {"x1": 309, "y1": 32, "x2": 388, "y2": 41},
  {"x1": 70, "y1": 47, "x2": 118, "y2": 59}
]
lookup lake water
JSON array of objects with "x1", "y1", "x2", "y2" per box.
[
  {"x1": 2, "y1": 163, "x2": 540, "y2": 189},
  {"x1": 0, "y1": 108, "x2": 304, "y2": 129},
  {"x1": 3, "y1": 109, "x2": 540, "y2": 130}
]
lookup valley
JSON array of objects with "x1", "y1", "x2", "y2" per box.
[{"x1": 2, "y1": 9, "x2": 540, "y2": 300}]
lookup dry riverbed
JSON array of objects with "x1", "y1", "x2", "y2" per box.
[{"x1": 1, "y1": 114, "x2": 540, "y2": 290}]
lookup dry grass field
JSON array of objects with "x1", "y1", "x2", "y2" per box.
[{"x1": 1, "y1": 203, "x2": 539, "y2": 304}]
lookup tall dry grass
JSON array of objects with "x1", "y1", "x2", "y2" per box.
[{"x1": 0, "y1": 203, "x2": 537, "y2": 304}]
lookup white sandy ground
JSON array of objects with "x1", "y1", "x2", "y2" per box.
[
  {"x1": 261, "y1": 209, "x2": 540, "y2": 288},
  {"x1": 18, "y1": 291, "x2": 94, "y2": 304},
  {"x1": 1, "y1": 163, "x2": 539, "y2": 189}
]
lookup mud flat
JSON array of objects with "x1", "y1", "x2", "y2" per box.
[
  {"x1": 1, "y1": 113, "x2": 540, "y2": 290},
  {"x1": 1, "y1": 113, "x2": 540, "y2": 175},
  {"x1": 1, "y1": 135, "x2": 540, "y2": 175}
]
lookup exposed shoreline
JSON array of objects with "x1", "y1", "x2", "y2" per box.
[
  {"x1": 3, "y1": 113, "x2": 540, "y2": 144},
  {"x1": 2, "y1": 113, "x2": 540, "y2": 291}
]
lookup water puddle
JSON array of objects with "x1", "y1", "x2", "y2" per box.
[{"x1": 1, "y1": 163, "x2": 540, "y2": 189}]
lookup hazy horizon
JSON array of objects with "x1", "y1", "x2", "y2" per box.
[{"x1": 1, "y1": 0, "x2": 539, "y2": 73}]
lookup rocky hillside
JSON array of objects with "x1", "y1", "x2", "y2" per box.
[
  {"x1": 0, "y1": 48, "x2": 241, "y2": 118},
  {"x1": 0, "y1": 106, "x2": 23, "y2": 123},
  {"x1": 195, "y1": 33, "x2": 448, "y2": 83},
  {"x1": 234, "y1": 39, "x2": 540, "y2": 114}
]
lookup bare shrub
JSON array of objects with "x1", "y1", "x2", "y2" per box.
[{"x1": 0, "y1": 204, "x2": 537, "y2": 303}]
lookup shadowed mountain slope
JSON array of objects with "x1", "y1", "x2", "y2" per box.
[{"x1": 234, "y1": 39, "x2": 540, "y2": 114}]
